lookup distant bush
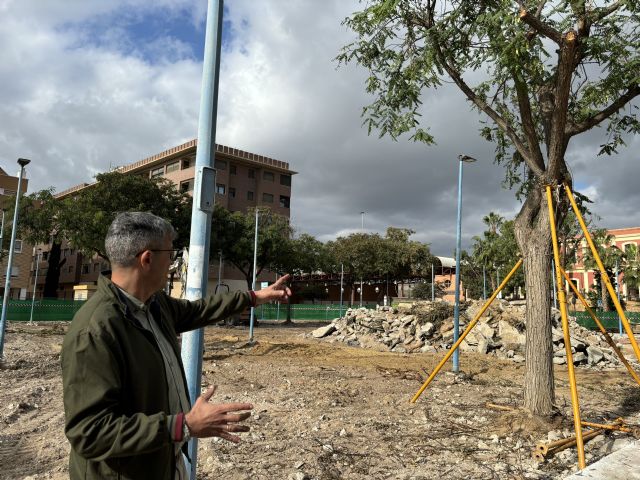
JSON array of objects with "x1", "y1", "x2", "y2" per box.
[{"x1": 410, "y1": 282, "x2": 444, "y2": 300}]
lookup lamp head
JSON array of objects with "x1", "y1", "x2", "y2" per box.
[
  {"x1": 17, "y1": 158, "x2": 31, "y2": 167},
  {"x1": 458, "y1": 154, "x2": 477, "y2": 163}
]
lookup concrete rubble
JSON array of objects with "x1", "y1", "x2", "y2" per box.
[{"x1": 311, "y1": 300, "x2": 635, "y2": 369}]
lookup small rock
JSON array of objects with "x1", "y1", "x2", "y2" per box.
[{"x1": 312, "y1": 325, "x2": 336, "y2": 338}]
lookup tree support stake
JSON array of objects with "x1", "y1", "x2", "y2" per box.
[
  {"x1": 546, "y1": 185, "x2": 585, "y2": 469},
  {"x1": 564, "y1": 183, "x2": 640, "y2": 363},
  {"x1": 410, "y1": 259, "x2": 523, "y2": 403}
]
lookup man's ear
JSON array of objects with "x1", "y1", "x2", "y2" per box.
[{"x1": 138, "y1": 250, "x2": 153, "y2": 268}]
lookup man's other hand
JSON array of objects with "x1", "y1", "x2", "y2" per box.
[{"x1": 184, "y1": 386, "x2": 253, "y2": 443}]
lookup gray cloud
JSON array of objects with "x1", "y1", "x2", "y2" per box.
[{"x1": 0, "y1": 0, "x2": 637, "y2": 258}]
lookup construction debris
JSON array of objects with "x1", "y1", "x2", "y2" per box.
[{"x1": 311, "y1": 300, "x2": 634, "y2": 368}]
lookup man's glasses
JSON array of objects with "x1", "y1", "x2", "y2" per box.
[{"x1": 136, "y1": 249, "x2": 181, "y2": 261}]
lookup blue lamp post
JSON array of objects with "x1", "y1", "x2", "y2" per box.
[
  {"x1": 0, "y1": 158, "x2": 31, "y2": 360},
  {"x1": 452, "y1": 154, "x2": 476, "y2": 373}
]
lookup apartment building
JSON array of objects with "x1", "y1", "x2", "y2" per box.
[
  {"x1": 37, "y1": 139, "x2": 295, "y2": 299},
  {"x1": 0, "y1": 166, "x2": 32, "y2": 300}
]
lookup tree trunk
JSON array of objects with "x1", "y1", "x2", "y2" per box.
[
  {"x1": 601, "y1": 278, "x2": 611, "y2": 312},
  {"x1": 514, "y1": 189, "x2": 555, "y2": 416},
  {"x1": 43, "y1": 241, "x2": 65, "y2": 298}
]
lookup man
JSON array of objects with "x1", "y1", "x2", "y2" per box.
[{"x1": 61, "y1": 212, "x2": 291, "y2": 479}]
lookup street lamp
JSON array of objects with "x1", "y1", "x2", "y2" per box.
[
  {"x1": 249, "y1": 208, "x2": 259, "y2": 342},
  {"x1": 29, "y1": 248, "x2": 42, "y2": 323},
  {"x1": 452, "y1": 154, "x2": 476, "y2": 373},
  {"x1": 360, "y1": 211, "x2": 364, "y2": 307},
  {"x1": 0, "y1": 158, "x2": 31, "y2": 360},
  {"x1": 0, "y1": 208, "x2": 6, "y2": 253}
]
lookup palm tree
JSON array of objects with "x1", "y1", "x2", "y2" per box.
[
  {"x1": 482, "y1": 212, "x2": 504, "y2": 235},
  {"x1": 622, "y1": 244, "x2": 640, "y2": 301},
  {"x1": 582, "y1": 229, "x2": 625, "y2": 311}
]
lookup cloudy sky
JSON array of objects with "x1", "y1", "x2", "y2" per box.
[{"x1": 0, "y1": 0, "x2": 638, "y2": 256}]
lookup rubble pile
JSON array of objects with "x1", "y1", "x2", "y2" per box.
[{"x1": 312, "y1": 300, "x2": 631, "y2": 368}]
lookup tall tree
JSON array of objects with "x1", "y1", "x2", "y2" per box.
[
  {"x1": 582, "y1": 228, "x2": 624, "y2": 311},
  {"x1": 64, "y1": 172, "x2": 192, "y2": 259},
  {"x1": 339, "y1": 1, "x2": 640, "y2": 415},
  {"x1": 17, "y1": 172, "x2": 192, "y2": 296},
  {"x1": 210, "y1": 205, "x2": 293, "y2": 289},
  {"x1": 622, "y1": 244, "x2": 640, "y2": 301}
]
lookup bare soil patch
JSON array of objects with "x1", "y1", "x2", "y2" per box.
[{"x1": 1, "y1": 321, "x2": 639, "y2": 479}]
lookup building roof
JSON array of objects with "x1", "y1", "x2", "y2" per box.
[
  {"x1": 435, "y1": 256, "x2": 456, "y2": 268},
  {"x1": 55, "y1": 139, "x2": 296, "y2": 199}
]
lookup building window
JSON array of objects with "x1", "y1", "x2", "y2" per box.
[
  {"x1": 248, "y1": 169, "x2": 255, "y2": 179},
  {"x1": 262, "y1": 193, "x2": 274, "y2": 203},
  {"x1": 82, "y1": 264, "x2": 90, "y2": 274},
  {"x1": 166, "y1": 161, "x2": 180, "y2": 174},
  {"x1": 68, "y1": 266, "x2": 74, "y2": 273},
  {"x1": 263, "y1": 171, "x2": 274, "y2": 181},
  {"x1": 14, "y1": 240, "x2": 22, "y2": 253},
  {"x1": 229, "y1": 187, "x2": 236, "y2": 198},
  {"x1": 216, "y1": 184, "x2": 226, "y2": 195},
  {"x1": 280, "y1": 174, "x2": 291, "y2": 186},
  {"x1": 230, "y1": 165, "x2": 237, "y2": 175},
  {"x1": 10, "y1": 266, "x2": 19, "y2": 277},
  {"x1": 215, "y1": 160, "x2": 227, "y2": 170},
  {"x1": 94, "y1": 263, "x2": 100, "y2": 272},
  {"x1": 150, "y1": 167, "x2": 164, "y2": 178},
  {"x1": 247, "y1": 191, "x2": 254, "y2": 201},
  {"x1": 180, "y1": 179, "x2": 194, "y2": 193},
  {"x1": 181, "y1": 157, "x2": 192, "y2": 169},
  {"x1": 279, "y1": 195, "x2": 290, "y2": 208},
  {"x1": 64, "y1": 248, "x2": 71, "y2": 257}
]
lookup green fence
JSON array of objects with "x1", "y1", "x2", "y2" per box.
[
  {"x1": 5, "y1": 299, "x2": 86, "y2": 322},
  {"x1": 257, "y1": 303, "x2": 377, "y2": 322},
  {"x1": 7, "y1": 301, "x2": 376, "y2": 323},
  {"x1": 574, "y1": 311, "x2": 640, "y2": 331}
]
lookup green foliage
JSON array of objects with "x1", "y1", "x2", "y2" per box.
[
  {"x1": 410, "y1": 281, "x2": 444, "y2": 300},
  {"x1": 210, "y1": 205, "x2": 293, "y2": 289},
  {"x1": 326, "y1": 227, "x2": 434, "y2": 284},
  {"x1": 468, "y1": 213, "x2": 524, "y2": 296},
  {"x1": 582, "y1": 228, "x2": 625, "y2": 311},
  {"x1": 17, "y1": 172, "x2": 192, "y2": 258},
  {"x1": 338, "y1": 1, "x2": 640, "y2": 199}
]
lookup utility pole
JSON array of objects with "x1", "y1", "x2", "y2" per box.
[{"x1": 0, "y1": 158, "x2": 31, "y2": 360}]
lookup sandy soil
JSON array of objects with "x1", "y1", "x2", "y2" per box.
[{"x1": 1, "y1": 321, "x2": 639, "y2": 480}]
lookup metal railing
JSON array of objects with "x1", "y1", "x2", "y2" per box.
[
  {"x1": 4, "y1": 299, "x2": 85, "y2": 322},
  {"x1": 258, "y1": 303, "x2": 377, "y2": 322},
  {"x1": 574, "y1": 311, "x2": 640, "y2": 331},
  {"x1": 5, "y1": 301, "x2": 377, "y2": 323}
]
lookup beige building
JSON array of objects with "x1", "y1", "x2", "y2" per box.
[
  {"x1": 35, "y1": 139, "x2": 295, "y2": 299},
  {"x1": 0, "y1": 166, "x2": 33, "y2": 300}
]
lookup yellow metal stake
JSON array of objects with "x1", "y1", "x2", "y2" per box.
[
  {"x1": 564, "y1": 183, "x2": 640, "y2": 363},
  {"x1": 545, "y1": 185, "x2": 585, "y2": 469},
  {"x1": 410, "y1": 259, "x2": 523, "y2": 403},
  {"x1": 560, "y1": 266, "x2": 640, "y2": 387}
]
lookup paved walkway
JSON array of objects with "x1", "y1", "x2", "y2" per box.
[{"x1": 564, "y1": 440, "x2": 640, "y2": 479}]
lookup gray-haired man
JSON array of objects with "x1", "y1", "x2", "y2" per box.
[{"x1": 61, "y1": 211, "x2": 291, "y2": 480}]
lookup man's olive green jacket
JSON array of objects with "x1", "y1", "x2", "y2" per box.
[{"x1": 61, "y1": 275, "x2": 251, "y2": 479}]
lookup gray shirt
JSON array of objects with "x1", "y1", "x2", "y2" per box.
[{"x1": 117, "y1": 288, "x2": 190, "y2": 480}]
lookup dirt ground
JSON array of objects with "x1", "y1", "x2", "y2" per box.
[{"x1": 1, "y1": 321, "x2": 639, "y2": 480}]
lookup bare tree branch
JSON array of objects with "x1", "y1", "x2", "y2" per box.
[
  {"x1": 513, "y1": 72, "x2": 546, "y2": 172},
  {"x1": 431, "y1": 43, "x2": 544, "y2": 178},
  {"x1": 548, "y1": 31, "x2": 578, "y2": 177},
  {"x1": 567, "y1": 85, "x2": 640, "y2": 137},
  {"x1": 589, "y1": 1, "x2": 626, "y2": 23},
  {"x1": 519, "y1": 8, "x2": 562, "y2": 44}
]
